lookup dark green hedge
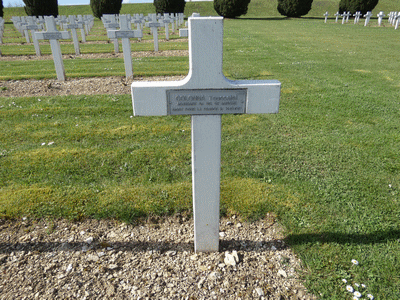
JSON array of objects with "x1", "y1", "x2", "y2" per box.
[
  {"x1": 277, "y1": 0, "x2": 313, "y2": 17},
  {"x1": 214, "y1": 0, "x2": 251, "y2": 18},
  {"x1": 153, "y1": 0, "x2": 186, "y2": 14},
  {"x1": 338, "y1": 0, "x2": 379, "y2": 14},
  {"x1": 90, "y1": 0, "x2": 123, "y2": 19},
  {"x1": 23, "y1": 0, "x2": 59, "y2": 17}
]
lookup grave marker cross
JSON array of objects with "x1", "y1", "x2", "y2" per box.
[
  {"x1": 107, "y1": 15, "x2": 143, "y2": 79},
  {"x1": 22, "y1": 16, "x2": 42, "y2": 56},
  {"x1": 35, "y1": 16, "x2": 71, "y2": 81},
  {"x1": 353, "y1": 11, "x2": 362, "y2": 24},
  {"x1": 65, "y1": 15, "x2": 82, "y2": 55},
  {"x1": 0, "y1": 17, "x2": 4, "y2": 44},
  {"x1": 146, "y1": 14, "x2": 163, "y2": 51},
  {"x1": 364, "y1": 11, "x2": 373, "y2": 26},
  {"x1": 341, "y1": 12, "x2": 348, "y2": 24},
  {"x1": 131, "y1": 16, "x2": 281, "y2": 252},
  {"x1": 323, "y1": 12, "x2": 329, "y2": 23},
  {"x1": 395, "y1": 12, "x2": 400, "y2": 30},
  {"x1": 377, "y1": 11, "x2": 385, "y2": 26},
  {"x1": 103, "y1": 14, "x2": 120, "y2": 53},
  {"x1": 334, "y1": 12, "x2": 341, "y2": 23}
]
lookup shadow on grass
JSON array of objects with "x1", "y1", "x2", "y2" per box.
[{"x1": 285, "y1": 229, "x2": 400, "y2": 246}]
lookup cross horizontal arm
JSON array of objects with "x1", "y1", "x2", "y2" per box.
[{"x1": 132, "y1": 17, "x2": 280, "y2": 117}]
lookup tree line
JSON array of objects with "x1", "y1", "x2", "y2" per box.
[{"x1": 0, "y1": 0, "x2": 381, "y2": 20}]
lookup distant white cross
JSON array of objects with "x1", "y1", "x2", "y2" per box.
[
  {"x1": 107, "y1": 15, "x2": 142, "y2": 79},
  {"x1": 364, "y1": 11, "x2": 373, "y2": 26},
  {"x1": 146, "y1": 14, "x2": 163, "y2": 51},
  {"x1": 395, "y1": 12, "x2": 400, "y2": 30},
  {"x1": 35, "y1": 16, "x2": 71, "y2": 81},
  {"x1": 353, "y1": 11, "x2": 362, "y2": 24},
  {"x1": 0, "y1": 17, "x2": 4, "y2": 44},
  {"x1": 323, "y1": 12, "x2": 329, "y2": 23},
  {"x1": 341, "y1": 12, "x2": 349, "y2": 24},
  {"x1": 131, "y1": 16, "x2": 280, "y2": 252},
  {"x1": 377, "y1": 11, "x2": 385, "y2": 26},
  {"x1": 22, "y1": 16, "x2": 42, "y2": 56},
  {"x1": 162, "y1": 13, "x2": 173, "y2": 40},
  {"x1": 103, "y1": 14, "x2": 120, "y2": 53},
  {"x1": 334, "y1": 12, "x2": 341, "y2": 23},
  {"x1": 65, "y1": 15, "x2": 82, "y2": 55}
]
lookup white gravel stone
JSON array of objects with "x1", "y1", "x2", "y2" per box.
[
  {"x1": 255, "y1": 287, "x2": 264, "y2": 297},
  {"x1": 278, "y1": 269, "x2": 288, "y2": 278},
  {"x1": 224, "y1": 252, "x2": 237, "y2": 266},
  {"x1": 0, "y1": 216, "x2": 316, "y2": 299}
]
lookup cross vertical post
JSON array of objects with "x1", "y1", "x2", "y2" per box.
[
  {"x1": 323, "y1": 12, "x2": 329, "y2": 23},
  {"x1": 107, "y1": 15, "x2": 142, "y2": 79},
  {"x1": 131, "y1": 16, "x2": 280, "y2": 252},
  {"x1": 23, "y1": 16, "x2": 42, "y2": 56},
  {"x1": 146, "y1": 14, "x2": 162, "y2": 51},
  {"x1": 66, "y1": 15, "x2": 81, "y2": 55},
  {"x1": 35, "y1": 16, "x2": 71, "y2": 81}
]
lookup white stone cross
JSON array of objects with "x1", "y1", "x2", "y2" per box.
[
  {"x1": 353, "y1": 11, "x2": 362, "y2": 24},
  {"x1": 76, "y1": 15, "x2": 87, "y2": 42},
  {"x1": 21, "y1": 16, "x2": 42, "y2": 56},
  {"x1": 131, "y1": 16, "x2": 281, "y2": 252},
  {"x1": 364, "y1": 11, "x2": 373, "y2": 26},
  {"x1": 56, "y1": 15, "x2": 69, "y2": 30},
  {"x1": 103, "y1": 14, "x2": 120, "y2": 53},
  {"x1": 334, "y1": 12, "x2": 341, "y2": 23},
  {"x1": 65, "y1": 15, "x2": 82, "y2": 55},
  {"x1": 323, "y1": 12, "x2": 329, "y2": 23},
  {"x1": 35, "y1": 16, "x2": 71, "y2": 81},
  {"x1": 395, "y1": 12, "x2": 400, "y2": 30},
  {"x1": 377, "y1": 11, "x2": 385, "y2": 26},
  {"x1": 388, "y1": 11, "x2": 396, "y2": 25},
  {"x1": 11, "y1": 16, "x2": 25, "y2": 37},
  {"x1": 0, "y1": 17, "x2": 4, "y2": 44},
  {"x1": 162, "y1": 13, "x2": 173, "y2": 40},
  {"x1": 19, "y1": 17, "x2": 31, "y2": 43},
  {"x1": 107, "y1": 14, "x2": 143, "y2": 79},
  {"x1": 145, "y1": 14, "x2": 163, "y2": 51},
  {"x1": 341, "y1": 12, "x2": 350, "y2": 24}
]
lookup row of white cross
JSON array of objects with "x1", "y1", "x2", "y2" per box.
[
  {"x1": 11, "y1": 15, "x2": 93, "y2": 80},
  {"x1": 102, "y1": 13, "x2": 187, "y2": 78},
  {"x1": 324, "y1": 11, "x2": 400, "y2": 29},
  {"x1": 102, "y1": 13, "x2": 185, "y2": 53},
  {"x1": 10, "y1": 15, "x2": 93, "y2": 45},
  {"x1": 7, "y1": 15, "x2": 94, "y2": 56},
  {"x1": 2, "y1": 13, "x2": 186, "y2": 80}
]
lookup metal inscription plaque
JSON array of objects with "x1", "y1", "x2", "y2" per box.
[
  {"x1": 114, "y1": 31, "x2": 139, "y2": 38},
  {"x1": 41, "y1": 32, "x2": 63, "y2": 40},
  {"x1": 167, "y1": 89, "x2": 247, "y2": 115}
]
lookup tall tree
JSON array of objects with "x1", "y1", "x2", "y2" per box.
[
  {"x1": 0, "y1": 0, "x2": 4, "y2": 18},
  {"x1": 214, "y1": 0, "x2": 251, "y2": 18},
  {"x1": 277, "y1": 0, "x2": 313, "y2": 17},
  {"x1": 339, "y1": 0, "x2": 379, "y2": 14},
  {"x1": 153, "y1": 0, "x2": 186, "y2": 14},
  {"x1": 23, "y1": 0, "x2": 59, "y2": 17},
  {"x1": 90, "y1": 0, "x2": 123, "y2": 19}
]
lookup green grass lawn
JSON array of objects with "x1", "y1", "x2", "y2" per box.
[{"x1": 1, "y1": 1, "x2": 400, "y2": 299}]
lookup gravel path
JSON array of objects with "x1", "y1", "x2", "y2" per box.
[{"x1": 0, "y1": 215, "x2": 317, "y2": 299}]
